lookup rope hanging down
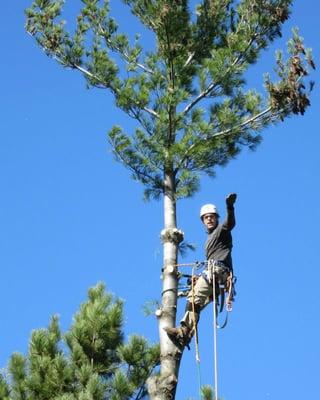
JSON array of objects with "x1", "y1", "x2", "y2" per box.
[
  {"x1": 212, "y1": 263, "x2": 219, "y2": 400},
  {"x1": 191, "y1": 265, "x2": 202, "y2": 400},
  {"x1": 174, "y1": 260, "x2": 237, "y2": 400}
]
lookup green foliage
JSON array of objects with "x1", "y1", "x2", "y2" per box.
[
  {"x1": 23, "y1": 4, "x2": 316, "y2": 398},
  {"x1": 142, "y1": 300, "x2": 161, "y2": 317},
  {"x1": 2, "y1": 283, "x2": 159, "y2": 400},
  {"x1": 65, "y1": 283, "x2": 124, "y2": 376},
  {"x1": 185, "y1": 385, "x2": 217, "y2": 400},
  {"x1": 178, "y1": 240, "x2": 196, "y2": 258},
  {"x1": 25, "y1": 0, "x2": 315, "y2": 200},
  {"x1": 0, "y1": 374, "x2": 10, "y2": 400},
  {"x1": 201, "y1": 385, "x2": 215, "y2": 400}
]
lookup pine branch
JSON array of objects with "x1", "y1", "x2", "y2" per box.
[
  {"x1": 96, "y1": 22, "x2": 154, "y2": 75},
  {"x1": 175, "y1": 106, "x2": 273, "y2": 173},
  {"x1": 182, "y1": 81, "x2": 216, "y2": 115},
  {"x1": 27, "y1": 27, "x2": 159, "y2": 119},
  {"x1": 182, "y1": 1, "x2": 291, "y2": 117},
  {"x1": 182, "y1": 37, "x2": 255, "y2": 115},
  {"x1": 142, "y1": 107, "x2": 159, "y2": 119},
  {"x1": 127, "y1": 108, "x2": 154, "y2": 137},
  {"x1": 70, "y1": 61, "x2": 159, "y2": 118},
  {"x1": 26, "y1": 31, "x2": 105, "y2": 87},
  {"x1": 135, "y1": 146, "x2": 163, "y2": 175},
  {"x1": 109, "y1": 141, "x2": 161, "y2": 188},
  {"x1": 212, "y1": 106, "x2": 272, "y2": 139},
  {"x1": 183, "y1": 51, "x2": 195, "y2": 68}
]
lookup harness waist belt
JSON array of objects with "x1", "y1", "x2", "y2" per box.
[
  {"x1": 208, "y1": 260, "x2": 229, "y2": 271},
  {"x1": 202, "y1": 260, "x2": 230, "y2": 283}
]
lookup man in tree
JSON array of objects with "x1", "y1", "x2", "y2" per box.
[
  {"x1": 164, "y1": 193, "x2": 237, "y2": 347},
  {"x1": 24, "y1": 0, "x2": 315, "y2": 396}
]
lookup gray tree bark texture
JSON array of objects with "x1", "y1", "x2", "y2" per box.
[{"x1": 148, "y1": 172, "x2": 184, "y2": 400}]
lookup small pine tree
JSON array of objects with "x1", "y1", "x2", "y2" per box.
[
  {"x1": 1, "y1": 283, "x2": 160, "y2": 400},
  {"x1": 0, "y1": 374, "x2": 10, "y2": 400}
]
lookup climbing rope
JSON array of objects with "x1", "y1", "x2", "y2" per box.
[
  {"x1": 191, "y1": 266, "x2": 200, "y2": 363},
  {"x1": 191, "y1": 265, "x2": 203, "y2": 400},
  {"x1": 174, "y1": 261, "x2": 208, "y2": 268},
  {"x1": 173, "y1": 260, "x2": 236, "y2": 400}
]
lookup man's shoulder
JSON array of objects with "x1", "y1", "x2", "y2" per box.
[{"x1": 208, "y1": 224, "x2": 224, "y2": 236}]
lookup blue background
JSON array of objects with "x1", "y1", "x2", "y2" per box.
[{"x1": 0, "y1": 1, "x2": 319, "y2": 399}]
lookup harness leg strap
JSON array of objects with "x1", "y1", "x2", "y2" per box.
[{"x1": 185, "y1": 301, "x2": 201, "y2": 314}]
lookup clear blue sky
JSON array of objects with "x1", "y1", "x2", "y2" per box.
[{"x1": 1, "y1": 2, "x2": 319, "y2": 399}]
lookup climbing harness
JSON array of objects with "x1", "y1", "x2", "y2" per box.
[{"x1": 176, "y1": 260, "x2": 236, "y2": 328}]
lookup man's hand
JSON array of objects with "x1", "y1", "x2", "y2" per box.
[{"x1": 226, "y1": 193, "x2": 237, "y2": 207}]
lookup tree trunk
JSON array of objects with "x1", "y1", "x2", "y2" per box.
[{"x1": 148, "y1": 170, "x2": 184, "y2": 400}]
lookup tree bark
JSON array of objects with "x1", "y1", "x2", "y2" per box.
[{"x1": 148, "y1": 170, "x2": 184, "y2": 400}]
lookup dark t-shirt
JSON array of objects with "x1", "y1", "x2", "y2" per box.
[{"x1": 205, "y1": 207, "x2": 235, "y2": 270}]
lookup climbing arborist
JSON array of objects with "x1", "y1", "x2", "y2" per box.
[{"x1": 164, "y1": 193, "x2": 237, "y2": 347}]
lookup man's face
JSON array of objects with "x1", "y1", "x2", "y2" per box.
[{"x1": 202, "y1": 213, "x2": 218, "y2": 231}]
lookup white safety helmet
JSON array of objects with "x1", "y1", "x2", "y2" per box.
[{"x1": 200, "y1": 204, "x2": 219, "y2": 220}]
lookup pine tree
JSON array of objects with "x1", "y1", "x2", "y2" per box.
[
  {"x1": 25, "y1": 1, "x2": 315, "y2": 398},
  {"x1": 1, "y1": 283, "x2": 160, "y2": 400},
  {"x1": 0, "y1": 374, "x2": 10, "y2": 400}
]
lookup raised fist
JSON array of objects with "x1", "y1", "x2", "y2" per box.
[{"x1": 226, "y1": 193, "x2": 237, "y2": 207}]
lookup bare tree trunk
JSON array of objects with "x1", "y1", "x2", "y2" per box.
[{"x1": 148, "y1": 170, "x2": 184, "y2": 400}]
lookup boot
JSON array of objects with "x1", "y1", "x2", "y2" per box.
[{"x1": 163, "y1": 324, "x2": 192, "y2": 348}]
